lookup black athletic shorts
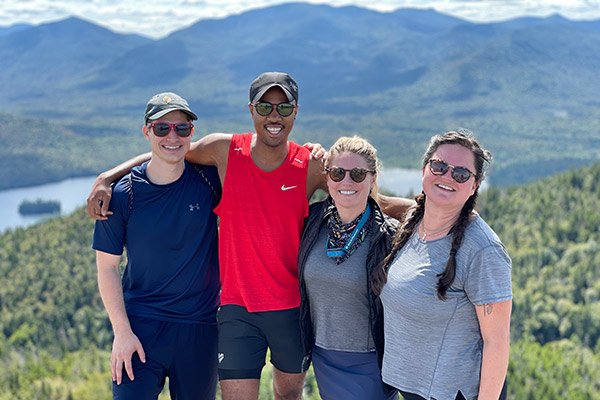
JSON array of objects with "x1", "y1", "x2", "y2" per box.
[{"x1": 217, "y1": 304, "x2": 310, "y2": 380}]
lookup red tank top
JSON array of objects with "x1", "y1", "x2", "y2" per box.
[{"x1": 214, "y1": 133, "x2": 310, "y2": 312}]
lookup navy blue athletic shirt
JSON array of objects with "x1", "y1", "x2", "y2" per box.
[{"x1": 92, "y1": 161, "x2": 221, "y2": 324}]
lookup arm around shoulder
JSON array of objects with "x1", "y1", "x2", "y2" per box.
[
  {"x1": 186, "y1": 133, "x2": 232, "y2": 167},
  {"x1": 86, "y1": 152, "x2": 151, "y2": 219},
  {"x1": 377, "y1": 194, "x2": 415, "y2": 221}
]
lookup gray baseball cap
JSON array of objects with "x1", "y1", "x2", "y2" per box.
[{"x1": 144, "y1": 92, "x2": 198, "y2": 122}]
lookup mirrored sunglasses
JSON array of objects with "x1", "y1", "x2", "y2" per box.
[
  {"x1": 253, "y1": 102, "x2": 295, "y2": 117},
  {"x1": 428, "y1": 159, "x2": 475, "y2": 184}
]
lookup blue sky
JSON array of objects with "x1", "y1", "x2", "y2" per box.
[{"x1": 1, "y1": 0, "x2": 599, "y2": 39}]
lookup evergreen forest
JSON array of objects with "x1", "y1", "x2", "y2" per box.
[{"x1": 0, "y1": 162, "x2": 599, "y2": 399}]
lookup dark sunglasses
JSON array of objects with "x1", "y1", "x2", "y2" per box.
[
  {"x1": 428, "y1": 159, "x2": 475, "y2": 184},
  {"x1": 325, "y1": 167, "x2": 376, "y2": 183},
  {"x1": 253, "y1": 102, "x2": 295, "y2": 117},
  {"x1": 149, "y1": 122, "x2": 194, "y2": 137}
]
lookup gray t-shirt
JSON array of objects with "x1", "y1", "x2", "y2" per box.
[
  {"x1": 303, "y1": 225, "x2": 375, "y2": 352},
  {"x1": 380, "y1": 215, "x2": 512, "y2": 400}
]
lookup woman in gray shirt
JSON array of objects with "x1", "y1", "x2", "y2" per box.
[
  {"x1": 298, "y1": 136, "x2": 399, "y2": 400},
  {"x1": 373, "y1": 130, "x2": 512, "y2": 400}
]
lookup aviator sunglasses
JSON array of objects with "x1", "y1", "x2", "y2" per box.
[
  {"x1": 325, "y1": 167, "x2": 376, "y2": 183},
  {"x1": 428, "y1": 159, "x2": 475, "y2": 184},
  {"x1": 149, "y1": 122, "x2": 194, "y2": 137},
  {"x1": 253, "y1": 102, "x2": 295, "y2": 117}
]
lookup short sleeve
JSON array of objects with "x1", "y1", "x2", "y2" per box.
[
  {"x1": 189, "y1": 162, "x2": 222, "y2": 205},
  {"x1": 91, "y1": 176, "x2": 131, "y2": 256},
  {"x1": 464, "y1": 243, "x2": 512, "y2": 305}
]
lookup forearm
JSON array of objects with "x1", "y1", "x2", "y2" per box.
[
  {"x1": 97, "y1": 264, "x2": 132, "y2": 335},
  {"x1": 100, "y1": 152, "x2": 151, "y2": 184},
  {"x1": 88, "y1": 152, "x2": 151, "y2": 218},
  {"x1": 478, "y1": 338, "x2": 510, "y2": 399},
  {"x1": 377, "y1": 193, "x2": 415, "y2": 220}
]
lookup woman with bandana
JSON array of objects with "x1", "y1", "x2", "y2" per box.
[{"x1": 298, "y1": 136, "x2": 399, "y2": 400}]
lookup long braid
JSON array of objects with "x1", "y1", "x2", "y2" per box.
[
  {"x1": 374, "y1": 129, "x2": 491, "y2": 299},
  {"x1": 436, "y1": 191, "x2": 478, "y2": 299},
  {"x1": 372, "y1": 193, "x2": 426, "y2": 296}
]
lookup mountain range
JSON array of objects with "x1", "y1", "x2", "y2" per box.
[{"x1": 1, "y1": 3, "x2": 599, "y2": 189}]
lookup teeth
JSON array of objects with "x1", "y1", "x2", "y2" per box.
[
  {"x1": 267, "y1": 126, "x2": 282, "y2": 134},
  {"x1": 340, "y1": 190, "x2": 357, "y2": 195},
  {"x1": 437, "y1": 184, "x2": 454, "y2": 191},
  {"x1": 164, "y1": 145, "x2": 180, "y2": 150}
]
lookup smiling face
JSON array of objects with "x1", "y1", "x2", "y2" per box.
[
  {"x1": 143, "y1": 110, "x2": 193, "y2": 167},
  {"x1": 249, "y1": 86, "x2": 297, "y2": 149},
  {"x1": 422, "y1": 143, "x2": 479, "y2": 210},
  {"x1": 327, "y1": 152, "x2": 376, "y2": 223}
]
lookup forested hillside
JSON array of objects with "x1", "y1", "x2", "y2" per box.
[
  {"x1": 0, "y1": 113, "x2": 145, "y2": 190},
  {"x1": 0, "y1": 163, "x2": 599, "y2": 398},
  {"x1": 480, "y1": 162, "x2": 600, "y2": 398}
]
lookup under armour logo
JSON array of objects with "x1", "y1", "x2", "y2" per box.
[
  {"x1": 218, "y1": 353, "x2": 225, "y2": 363},
  {"x1": 189, "y1": 203, "x2": 201, "y2": 211}
]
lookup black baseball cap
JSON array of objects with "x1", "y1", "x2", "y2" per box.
[
  {"x1": 249, "y1": 72, "x2": 299, "y2": 104},
  {"x1": 144, "y1": 92, "x2": 198, "y2": 122}
]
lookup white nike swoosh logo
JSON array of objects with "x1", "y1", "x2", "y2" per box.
[{"x1": 281, "y1": 185, "x2": 297, "y2": 191}]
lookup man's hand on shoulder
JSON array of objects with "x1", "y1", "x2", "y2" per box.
[
  {"x1": 87, "y1": 152, "x2": 151, "y2": 219},
  {"x1": 303, "y1": 142, "x2": 327, "y2": 161},
  {"x1": 87, "y1": 173, "x2": 114, "y2": 220}
]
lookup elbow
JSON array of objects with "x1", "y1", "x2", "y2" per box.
[{"x1": 482, "y1": 331, "x2": 511, "y2": 355}]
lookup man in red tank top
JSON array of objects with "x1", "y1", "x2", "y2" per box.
[{"x1": 182, "y1": 73, "x2": 326, "y2": 400}]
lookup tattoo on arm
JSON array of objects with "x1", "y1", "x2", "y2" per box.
[{"x1": 483, "y1": 303, "x2": 493, "y2": 316}]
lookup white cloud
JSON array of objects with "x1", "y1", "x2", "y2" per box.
[{"x1": 0, "y1": 0, "x2": 599, "y2": 38}]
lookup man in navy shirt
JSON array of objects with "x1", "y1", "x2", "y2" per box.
[{"x1": 92, "y1": 92, "x2": 221, "y2": 400}]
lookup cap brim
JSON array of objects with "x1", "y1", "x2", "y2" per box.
[
  {"x1": 147, "y1": 107, "x2": 198, "y2": 121},
  {"x1": 251, "y1": 84, "x2": 295, "y2": 104}
]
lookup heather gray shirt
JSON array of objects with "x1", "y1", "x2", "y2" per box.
[
  {"x1": 380, "y1": 215, "x2": 512, "y2": 400},
  {"x1": 303, "y1": 226, "x2": 375, "y2": 352}
]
